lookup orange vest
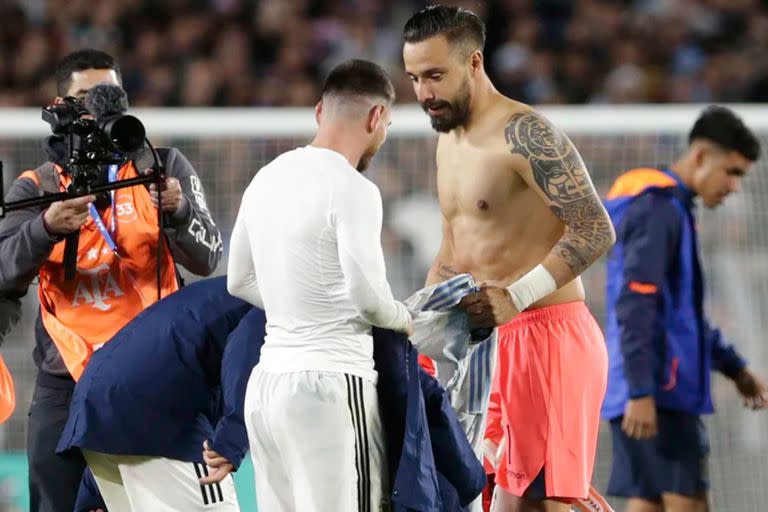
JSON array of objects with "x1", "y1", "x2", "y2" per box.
[
  {"x1": 0, "y1": 355, "x2": 14, "y2": 423},
  {"x1": 22, "y1": 163, "x2": 179, "y2": 380}
]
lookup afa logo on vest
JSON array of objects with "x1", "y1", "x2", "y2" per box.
[{"x1": 71, "y1": 264, "x2": 125, "y2": 311}]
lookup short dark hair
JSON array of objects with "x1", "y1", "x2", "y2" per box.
[
  {"x1": 689, "y1": 105, "x2": 761, "y2": 161},
  {"x1": 403, "y1": 5, "x2": 486, "y2": 54},
  {"x1": 55, "y1": 49, "x2": 121, "y2": 97},
  {"x1": 322, "y1": 59, "x2": 395, "y2": 103}
]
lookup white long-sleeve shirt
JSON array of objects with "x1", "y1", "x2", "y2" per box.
[{"x1": 227, "y1": 145, "x2": 411, "y2": 382}]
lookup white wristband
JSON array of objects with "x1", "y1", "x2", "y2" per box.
[{"x1": 506, "y1": 264, "x2": 557, "y2": 311}]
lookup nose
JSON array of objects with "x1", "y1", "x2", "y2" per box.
[{"x1": 414, "y1": 80, "x2": 434, "y2": 104}]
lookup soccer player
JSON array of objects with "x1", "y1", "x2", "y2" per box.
[
  {"x1": 227, "y1": 59, "x2": 412, "y2": 511},
  {"x1": 603, "y1": 105, "x2": 768, "y2": 512},
  {"x1": 402, "y1": 6, "x2": 615, "y2": 511}
]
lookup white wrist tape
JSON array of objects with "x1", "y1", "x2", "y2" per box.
[{"x1": 506, "y1": 264, "x2": 557, "y2": 311}]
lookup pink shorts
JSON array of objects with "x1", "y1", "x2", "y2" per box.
[{"x1": 491, "y1": 301, "x2": 608, "y2": 500}]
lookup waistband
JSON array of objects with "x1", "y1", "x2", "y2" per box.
[{"x1": 506, "y1": 301, "x2": 591, "y2": 328}]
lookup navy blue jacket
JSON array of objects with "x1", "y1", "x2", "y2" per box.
[
  {"x1": 602, "y1": 168, "x2": 746, "y2": 419},
  {"x1": 58, "y1": 276, "x2": 261, "y2": 468},
  {"x1": 373, "y1": 327, "x2": 486, "y2": 511}
]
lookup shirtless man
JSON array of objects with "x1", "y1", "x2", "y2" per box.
[{"x1": 403, "y1": 6, "x2": 615, "y2": 512}]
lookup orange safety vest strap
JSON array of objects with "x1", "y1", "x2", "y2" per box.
[
  {"x1": 38, "y1": 289, "x2": 92, "y2": 381},
  {"x1": 19, "y1": 170, "x2": 40, "y2": 186},
  {"x1": 0, "y1": 354, "x2": 16, "y2": 423}
]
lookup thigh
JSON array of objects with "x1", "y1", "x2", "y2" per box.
[
  {"x1": 606, "y1": 418, "x2": 664, "y2": 502},
  {"x1": 27, "y1": 381, "x2": 86, "y2": 512},
  {"x1": 118, "y1": 456, "x2": 240, "y2": 511},
  {"x1": 656, "y1": 411, "x2": 710, "y2": 498},
  {"x1": 275, "y1": 372, "x2": 388, "y2": 512},
  {"x1": 82, "y1": 450, "x2": 132, "y2": 512},
  {"x1": 245, "y1": 369, "x2": 294, "y2": 512}
]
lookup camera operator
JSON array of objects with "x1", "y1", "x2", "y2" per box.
[{"x1": 0, "y1": 49, "x2": 223, "y2": 512}]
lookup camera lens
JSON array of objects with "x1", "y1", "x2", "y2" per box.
[{"x1": 102, "y1": 115, "x2": 145, "y2": 153}]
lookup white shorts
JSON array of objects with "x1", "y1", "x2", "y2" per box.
[
  {"x1": 244, "y1": 368, "x2": 388, "y2": 512},
  {"x1": 83, "y1": 451, "x2": 240, "y2": 511}
]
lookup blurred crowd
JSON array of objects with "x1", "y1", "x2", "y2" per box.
[{"x1": 0, "y1": 0, "x2": 767, "y2": 105}]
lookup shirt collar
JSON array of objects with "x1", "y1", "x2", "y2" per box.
[{"x1": 661, "y1": 166, "x2": 696, "y2": 205}]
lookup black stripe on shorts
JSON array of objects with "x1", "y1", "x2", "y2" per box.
[{"x1": 345, "y1": 374, "x2": 370, "y2": 512}]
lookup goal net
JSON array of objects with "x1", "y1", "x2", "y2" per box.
[{"x1": 1, "y1": 105, "x2": 767, "y2": 511}]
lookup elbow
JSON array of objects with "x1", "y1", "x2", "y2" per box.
[
  {"x1": 197, "y1": 253, "x2": 222, "y2": 277},
  {"x1": 0, "y1": 273, "x2": 32, "y2": 297},
  {"x1": 594, "y1": 215, "x2": 617, "y2": 257},
  {"x1": 185, "y1": 262, "x2": 216, "y2": 277},
  {"x1": 604, "y1": 221, "x2": 617, "y2": 253},
  {"x1": 226, "y1": 279, "x2": 244, "y2": 300},
  {"x1": 197, "y1": 244, "x2": 225, "y2": 277},
  {"x1": 197, "y1": 261, "x2": 218, "y2": 277},
  {"x1": 354, "y1": 297, "x2": 390, "y2": 328},
  {"x1": 358, "y1": 306, "x2": 383, "y2": 326}
]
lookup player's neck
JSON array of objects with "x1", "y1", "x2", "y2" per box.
[
  {"x1": 453, "y1": 75, "x2": 499, "y2": 135},
  {"x1": 310, "y1": 129, "x2": 365, "y2": 170},
  {"x1": 668, "y1": 160, "x2": 697, "y2": 195}
]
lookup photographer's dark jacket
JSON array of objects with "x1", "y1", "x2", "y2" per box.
[{"x1": 0, "y1": 141, "x2": 222, "y2": 379}]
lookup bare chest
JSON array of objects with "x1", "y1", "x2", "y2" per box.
[{"x1": 437, "y1": 142, "x2": 524, "y2": 219}]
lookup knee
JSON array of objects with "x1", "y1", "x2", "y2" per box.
[
  {"x1": 27, "y1": 449, "x2": 53, "y2": 483},
  {"x1": 661, "y1": 493, "x2": 707, "y2": 512}
]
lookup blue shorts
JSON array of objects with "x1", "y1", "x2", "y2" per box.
[{"x1": 607, "y1": 408, "x2": 710, "y2": 502}]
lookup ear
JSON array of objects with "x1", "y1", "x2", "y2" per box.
[
  {"x1": 691, "y1": 142, "x2": 709, "y2": 168},
  {"x1": 367, "y1": 104, "x2": 384, "y2": 134},
  {"x1": 469, "y1": 50, "x2": 483, "y2": 75},
  {"x1": 315, "y1": 100, "x2": 323, "y2": 125},
  {"x1": 53, "y1": 96, "x2": 64, "y2": 105}
]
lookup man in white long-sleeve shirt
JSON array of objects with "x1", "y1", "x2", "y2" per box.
[{"x1": 227, "y1": 59, "x2": 412, "y2": 512}]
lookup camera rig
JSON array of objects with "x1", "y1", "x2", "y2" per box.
[{"x1": 0, "y1": 95, "x2": 170, "y2": 299}]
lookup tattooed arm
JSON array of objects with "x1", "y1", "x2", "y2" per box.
[{"x1": 505, "y1": 110, "x2": 615, "y2": 285}]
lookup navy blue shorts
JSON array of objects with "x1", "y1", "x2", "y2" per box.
[{"x1": 607, "y1": 408, "x2": 710, "y2": 502}]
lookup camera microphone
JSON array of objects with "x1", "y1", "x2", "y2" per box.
[
  {"x1": 84, "y1": 84, "x2": 145, "y2": 153},
  {"x1": 84, "y1": 84, "x2": 129, "y2": 119}
]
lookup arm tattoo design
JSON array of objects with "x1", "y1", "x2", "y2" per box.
[{"x1": 504, "y1": 111, "x2": 614, "y2": 277}]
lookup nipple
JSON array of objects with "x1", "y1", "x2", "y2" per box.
[{"x1": 477, "y1": 199, "x2": 489, "y2": 211}]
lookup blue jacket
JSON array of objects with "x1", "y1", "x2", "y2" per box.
[
  {"x1": 602, "y1": 167, "x2": 746, "y2": 420},
  {"x1": 64, "y1": 277, "x2": 484, "y2": 511},
  {"x1": 373, "y1": 327, "x2": 487, "y2": 511},
  {"x1": 58, "y1": 276, "x2": 262, "y2": 468}
]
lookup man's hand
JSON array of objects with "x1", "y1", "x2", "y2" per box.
[
  {"x1": 200, "y1": 440, "x2": 235, "y2": 484},
  {"x1": 622, "y1": 396, "x2": 658, "y2": 439},
  {"x1": 460, "y1": 281, "x2": 520, "y2": 328},
  {"x1": 149, "y1": 176, "x2": 185, "y2": 214},
  {"x1": 43, "y1": 195, "x2": 96, "y2": 235},
  {"x1": 733, "y1": 368, "x2": 768, "y2": 410}
]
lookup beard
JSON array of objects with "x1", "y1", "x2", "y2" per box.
[
  {"x1": 357, "y1": 142, "x2": 379, "y2": 172},
  {"x1": 421, "y1": 79, "x2": 472, "y2": 133}
]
